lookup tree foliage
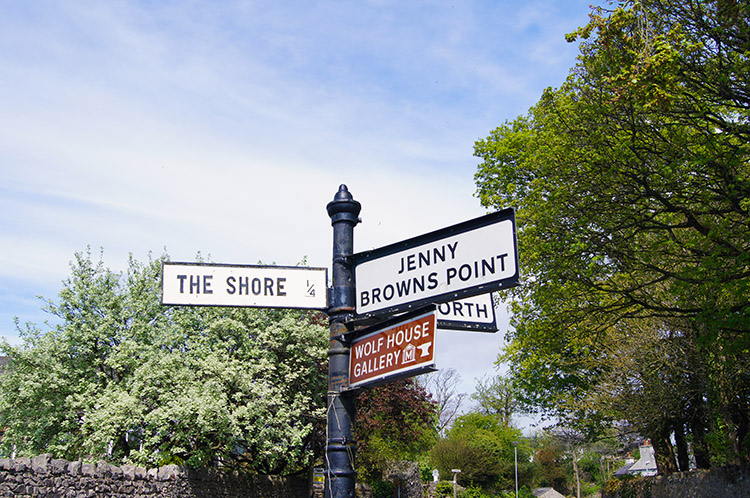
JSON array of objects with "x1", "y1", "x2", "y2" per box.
[
  {"x1": 533, "y1": 437, "x2": 569, "y2": 493},
  {"x1": 474, "y1": 0, "x2": 750, "y2": 469},
  {"x1": 430, "y1": 412, "x2": 530, "y2": 492},
  {"x1": 472, "y1": 374, "x2": 525, "y2": 428},
  {"x1": 354, "y1": 378, "x2": 437, "y2": 481},
  {"x1": 0, "y1": 249, "x2": 328, "y2": 473}
]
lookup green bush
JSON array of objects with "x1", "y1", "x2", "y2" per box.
[
  {"x1": 436, "y1": 481, "x2": 455, "y2": 496},
  {"x1": 459, "y1": 485, "x2": 493, "y2": 498},
  {"x1": 520, "y1": 486, "x2": 536, "y2": 498},
  {"x1": 370, "y1": 479, "x2": 393, "y2": 498},
  {"x1": 497, "y1": 486, "x2": 535, "y2": 498},
  {"x1": 419, "y1": 455, "x2": 435, "y2": 482}
]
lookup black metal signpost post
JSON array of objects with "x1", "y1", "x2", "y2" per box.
[{"x1": 325, "y1": 185, "x2": 361, "y2": 498}]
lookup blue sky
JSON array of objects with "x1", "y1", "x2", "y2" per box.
[{"x1": 1, "y1": 0, "x2": 593, "y2": 412}]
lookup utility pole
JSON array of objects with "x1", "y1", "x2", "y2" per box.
[
  {"x1": 513, "y1": 441, "x2": 519, "y2": 498},
  {"x1": 325, "y1": 185, "x2": 361, "y2": 498}
]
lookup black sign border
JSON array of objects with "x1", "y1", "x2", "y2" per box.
[
  {"x1": 434, "y1": 292, "x2": 498, "y2": 332},
  {"x1": 436, "y1": 296, "x2": 498, "y2": 333},
  {"x1": 352, "y1": 208, "x2": 519, "y2": 319}
]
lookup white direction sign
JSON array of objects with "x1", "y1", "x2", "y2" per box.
[
  {"x1": 161, "y1": 262, "x2": 328, "y2": 310},
  {"x1": 437, "y1": 293, "x2": 498, "y2": 332},
  {"x1": 353, "y1": 209, "x2": 518, "y2": 317}
]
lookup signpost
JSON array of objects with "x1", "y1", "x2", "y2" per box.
[
  {"x1": 325, "y1": 185, "x2": 360, "y2": 498},
  {"x1": 159, "y1": 185, "x2": 520, "y2": 498},
  {"x1": 353, "y1": 209, "x2": 518, "y2": 318},
  {"x1": 348, "y1": 306, "x2": 437, "y2": 389},
  {"x1": 161, "y1": 262, "x2": 327, "y2": 309}
]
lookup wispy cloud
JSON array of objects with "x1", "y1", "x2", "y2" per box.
[{"x1": 1, "y1": 0, "x2": 593, "y2": 398}]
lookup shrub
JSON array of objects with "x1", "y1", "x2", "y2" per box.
[
  {"x1": 436, "y1": 481, "x2": 455, "y2": 497},
  {"x1": 459, "y1": 485, "x2": 493, "y2": 498},
  {"x1": 370, "y1": 479, "x2": 393, "y2": 498}
]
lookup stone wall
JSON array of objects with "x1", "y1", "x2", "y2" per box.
[
  {"x1": 384, "y1": 460, "x2": 423, "y2": 498},
  {"x1": 0, "y1": 454, "x2": 308, "y2": 498},
  {"x1": 603, "y1": 465, "x2": 750, "y2": 498}
]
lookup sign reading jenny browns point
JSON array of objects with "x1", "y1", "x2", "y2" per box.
[
  {"x1": 348, "y1": 307, "x2": 437, "y2": 389},
  {"x1": 353, "y1": 208, "x2": 518, "y2": 318}
]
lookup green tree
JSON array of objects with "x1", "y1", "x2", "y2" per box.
[
  {"x1": 581, "y1": 317, "x2": 719, "y2": 471},
  {"x1": 533, "y1": 436, "x2": 569, "y2": 494},
  {"x1": 472, "y1": 374, "x2": 525, "y2": 427},
  {"x1": 430, "y1": 412, "x2": 529, "y2": 492},
  {"x1": 0, "y1": 249, "x2": 328, "y2": 473},
  {"x1": 354, "y1": 378, "x2": 437, "y2": 481},
  {"x1": 530, "y1": 428, "x2": 620, "y2": 497},
  {"x1": 474, "y1": 0, "x2": 749, "y2": 469}
]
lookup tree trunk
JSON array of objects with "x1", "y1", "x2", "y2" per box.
[
  {"x1": 673, "y1": 422, "x2": 690, "y2": 471},
  {"x1": 653, "y1": 431, "x2": 678, "y2": 475},
  {"x1": 720, "y1": 395, "x2": 742, "y2": 465},
  {"x1": 571, "y1": 447, "x2": 581, "y2": 498},
  {"x1": 735, "y1": 402, "x2": 749, "y2": 464},
  {"x1": 689, "y1": 408, "x2": 712, "y2": 468},
  {"x1": 686, "y1": 345, "x2": 712, "y2": 469},
  {"x1": 713, "y1": 338, "x2": 742, "y2": 465}
]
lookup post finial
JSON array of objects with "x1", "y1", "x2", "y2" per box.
[{"x1": 327, "y1": 185, "x2": 361, "y2": 226}]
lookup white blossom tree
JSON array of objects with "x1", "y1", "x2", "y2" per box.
[{"x1": 0, "y1": 249, "x2": 328, "y2": 473}]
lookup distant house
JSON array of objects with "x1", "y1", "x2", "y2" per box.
[
  {"x1": 614, "y1": 440, "x2": 658, "y2": 477},
  {"x1": 533, "y1": 487, "x2": 566, "y2": 498}
]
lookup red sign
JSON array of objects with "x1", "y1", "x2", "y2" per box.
[{"x1": 348, "y1": 309, "x2": 437, "y2": 388}]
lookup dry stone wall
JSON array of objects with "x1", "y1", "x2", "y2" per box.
[
  {"x1": 0, "y1": 454, "x2": 308, "y2": 498},
  {"x1": 603, "y1": 465, "x2": 750, "y2": 498}
]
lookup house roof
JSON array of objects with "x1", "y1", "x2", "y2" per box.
[
  {"x1": 630, "y1": 444, "x2": 658, "y2": 473},
  {"x1": 613, "y1": 441, "x2": 659, "y2": 476},
  {"x1": 533, "y1": 487, "x2": 567, "y2": 498},
  {"x1": 613, "y1": 462, "x2": 634, "y2": 476}
]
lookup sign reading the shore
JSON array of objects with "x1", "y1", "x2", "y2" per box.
[
  {"x1": 161, "y1": 262, "x2": 328, "y2": 309},
  {"x1": 353, "y1": 209, "x2": 518, "y2": 317},
  {"x1": 437, "y1": 293, "x2": 498, "y2": 332},
  {"x1": 349, "y1": 307, "x2": 437, "y2": 389}
]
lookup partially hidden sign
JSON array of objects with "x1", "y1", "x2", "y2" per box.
[
  {"x1": 161, "y1": 262, "x2": 328, "y2": 310},
  {"x1": 353, "y1": 209, "x2": 518, "y2": 318},
  {"x1": 348, "y1": 307, "x2": 437, "y2": 389},
  {"x1": 437, "y1": 293, "x2": 497, "y2": 332}
]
